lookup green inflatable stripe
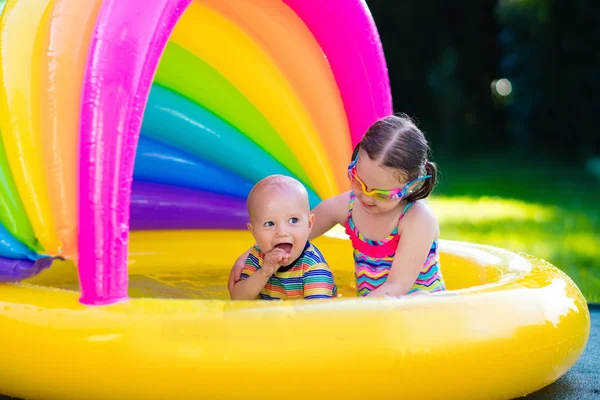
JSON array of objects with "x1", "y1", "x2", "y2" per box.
[
  {"x1": 154, "y1": 42, "x2": 316, "y2": 192},
  {"x1": 141, "y1": 84, "x2": 322, "y2": 208},
  {"x1": 0, "y1": 0, "x2": 39, "y2": 252},
  {"x1": 0, "y1": 135, "x2": 40, "y2": 252},
  {"x1": 0, "y1": 1, "x2": 41, "y2": 253}
]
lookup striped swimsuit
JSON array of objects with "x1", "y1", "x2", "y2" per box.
[
  {"x1": 240, "y1": 241, "x2": 337, "y2": 300},
  {"x1": 345, "y1": 193, "x2": 445, "y2": 296}
]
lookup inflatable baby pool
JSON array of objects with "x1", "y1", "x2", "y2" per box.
[
  {"x1": 0, "y1": 230, "x2": 591, "y2": 400},
  {"x1": 0, "y1": 1, "x2": 590, "y2": 399}
]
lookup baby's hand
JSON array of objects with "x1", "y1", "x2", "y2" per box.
[{"x1": 262, "y1": 248, "x2": 290, "y2": 277}]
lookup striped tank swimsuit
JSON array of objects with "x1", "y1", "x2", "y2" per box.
[{"x1": 344, "y1": 192, "x2": 446, "y2": 296}]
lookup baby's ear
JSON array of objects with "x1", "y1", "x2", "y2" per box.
[
  {"x1": 247, "y1": 222, "x2": 254, "y2": 234},
  {"x1": 307, "y1": 213, "x2": 315, "y2": 229}
]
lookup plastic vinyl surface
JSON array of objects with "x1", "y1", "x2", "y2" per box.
[
  {"x1": 170, "y1": 2, "x2": 339, "y2": 199},
  {"x1": 201, "y1": 0, "x2": 352, "y2": 192},
  {"x1": 134, "y1": 137, "x2": 254, "y2": 199},
  {"x1": 141, "y1": 84, "x2": 321, "y2": 208},
  {"x1": 0, "y1": 137, "x2": 38, "y2": 252},
  {"x1": 0, "y1": 0, "x2": 38, "y2": 254},
  {"x1": 154, "y1": 42, "x2": 314, "y2": 191},
  {"x1": 0, "y1": 231, "x2": 591, "y2": 400},
  {"x1": 283, "y1": 0, "x2": 393, "y2": 146},
  {"x1": 0, "y1": 0, "x2": 61, "y2": 255},
  {"x1": 77, "y1": 0, "x2": 192, "y2": 305},
  {"x1": 129, "y1": 181, "x2": 248, "y2": 230},
  {"x1": 0, "y1": 224, "x2": 40, "y2": 261},
  {"x1": 38, "y1": 0, "x2": 104, "y2": 260},
  {"x1": 0, "y1": 254, "x2": 51, "y2": 282}
]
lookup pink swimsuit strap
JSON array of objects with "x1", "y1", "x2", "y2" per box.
[
  {"x1": 344, "y1": 221, "x2": 400, "y2": 258},
  {"x1": 344, "y1": 192, "x2": 411, "y2": 259}
]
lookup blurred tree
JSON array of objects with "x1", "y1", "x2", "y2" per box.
[
  {"x1": 496, "y1": 0, "x2": 600, "y2": 160},
  {"x1": 427, "y1": 47, "x2": 462, "y2": 153},
  {"x1": 368, "y1": 0, "x2": 598, "y2": 161},
  {"x1": 368, "y1": 0, "x2": 507, "y2": 157}
]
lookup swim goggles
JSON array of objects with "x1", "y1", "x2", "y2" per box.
[{"x1": 347, "y1": 154, "x2": 431, "y2": 201}]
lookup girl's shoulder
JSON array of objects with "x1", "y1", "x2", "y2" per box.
[
  {"x1": 322, "y1": 191, "x2": 352, "y2": 225},
  {"x1": 399, "y1": 200, "x2": 439, "y2": 236},
  {"x1": 311, "y1": 192, "x2": 352, "y2": 237},
  {"x1": 338, "y1": 190, "x2": 352, "y2": 206}
]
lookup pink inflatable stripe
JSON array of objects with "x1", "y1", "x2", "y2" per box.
[
  {"x1": 283, "y1": 0, "x2": 393, "y2": 146},
  {"x1": 78, "y1": 0, "x2": 192, "y2": 305}
]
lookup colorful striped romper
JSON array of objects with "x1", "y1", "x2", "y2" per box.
[
  {"x1": 345, "y1": 193, "x2": 445, "y2": 296},
  {"x1": 240, "y1": 241, "x2": 337, "y2": 300}
]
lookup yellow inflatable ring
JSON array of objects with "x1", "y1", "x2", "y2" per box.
[{"x1": 0, "y1": 230, "x2": 590, "y2": 400}]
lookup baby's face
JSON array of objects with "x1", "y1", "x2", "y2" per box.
[{"x1": 248, "y1": 188, "x2": 314, "y2": 263}]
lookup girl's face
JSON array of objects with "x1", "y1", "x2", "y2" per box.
[{"x1": 350, "y1": 150, "x2": 407, "y2": 214}]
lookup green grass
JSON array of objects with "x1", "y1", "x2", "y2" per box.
[{"x1": 429, "y1": 154, "x2": 600, "y2": 302}]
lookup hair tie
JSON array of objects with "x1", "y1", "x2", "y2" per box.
[{"x1": 424, "y1": 160, "x2": 429, "y2": 166}]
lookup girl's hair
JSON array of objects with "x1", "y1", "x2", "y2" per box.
[{"x1": 351, "y1": 114, "x2": 437, "y2": 202}]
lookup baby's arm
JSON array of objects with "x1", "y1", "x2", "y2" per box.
[
  {"x1": 231, "y1": 248, "x2": 287, "y2": 300},
  {"x1": 366, "y1": 202, "x2": 439, "y2": 297},
  {"x1": 303, "y1": 263, "x2": 336, "y2": 299},
  {"x1": 230, "y1": 269, "x2": 270, "y2": 300}
]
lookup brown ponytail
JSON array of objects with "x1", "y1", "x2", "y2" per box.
[{"x1": 404, "y1": 161, "x2": 438, "y2": 202}]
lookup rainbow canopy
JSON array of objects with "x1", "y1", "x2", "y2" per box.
[{"x1": 0, "y1": 0, "x2": 392, "y2": 304}]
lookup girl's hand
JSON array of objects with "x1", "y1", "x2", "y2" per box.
[
  {"x1": 228, "y1": 251, "x2": 249, "y2": 296},
  {"x1": 368, "y1": 202, "x2": 439, "y2": 297},
  {"x1": 409, "y1": 290, "x2": 431, "y2": 296}
]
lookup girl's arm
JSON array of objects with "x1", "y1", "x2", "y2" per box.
[
  {"x1": 228, "y1": 248, "x2": 253, "y2": 296},
  {"x1": 308, "y1": 191, "x2": 350, "y2": 240},
  {"x1": 228, "y1": 192, "x2": 350, "y2": 295},
  {"x1": 366, "y1": 202, "x2": 439, "y2": 297}
]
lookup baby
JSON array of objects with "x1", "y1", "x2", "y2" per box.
[{"x1": 230, "y1": 175, "x2": 337, "y2": 300}]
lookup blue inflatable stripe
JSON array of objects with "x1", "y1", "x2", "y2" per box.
[
  {"x1": 134, "y1": 137, "x2": 254, "y2": 198},
  {"x1": 0, "y1": 223, "x2": 41, "y2": 261},
  {"x1": 141, "y1": 84, "x2": 321, "y2": 208},
  {"x1": 154, "y1": 42, "x2": 315, "y2": 192}
]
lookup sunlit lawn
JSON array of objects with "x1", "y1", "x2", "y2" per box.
[{"x1": 430, "y1": 155, "x2": 600, "y2": 302}]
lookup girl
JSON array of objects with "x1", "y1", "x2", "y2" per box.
[{"x1": 228, "y1": 114, "x2": 445, "y2": 297}]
